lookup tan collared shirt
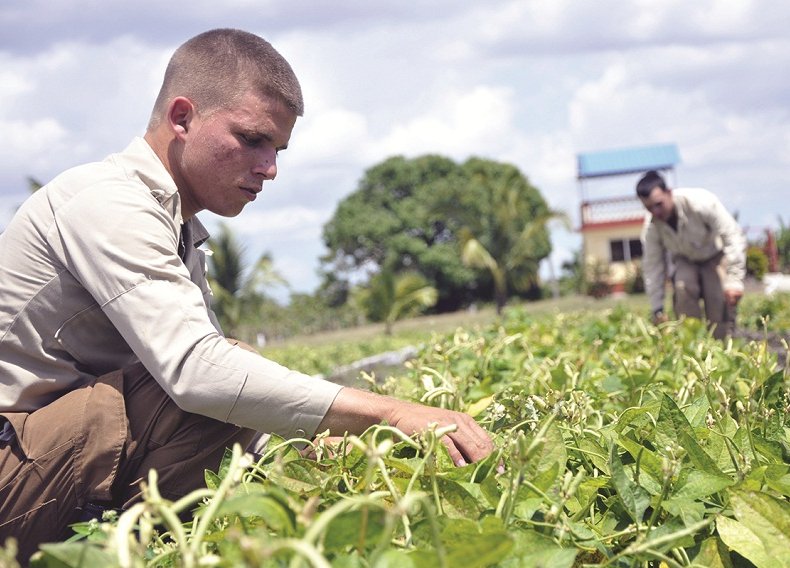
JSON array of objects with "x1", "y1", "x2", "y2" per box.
[
  {"x1": 641, "y1": 187, "x2": 746, "y2": 313},
  {"x1": 0, "y1": 137, "x2": 341, "y2": 439}
]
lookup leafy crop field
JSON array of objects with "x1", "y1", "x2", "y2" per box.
[{"x1": 6, "y1": 298, "x2": 790, "y2": 567}]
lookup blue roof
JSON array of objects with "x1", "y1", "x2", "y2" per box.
[{"x1": 577, "y1": 143, "x2": 680, "y2": 179}]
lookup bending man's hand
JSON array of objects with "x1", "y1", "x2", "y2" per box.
[
  {"x1": 316, "y1": 387, "x2": 494, "y2": 466},
  {"x1": 723, "y1": 288, "x2": 743, "y2": 307}
]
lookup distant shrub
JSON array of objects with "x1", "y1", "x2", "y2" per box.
[
  {"x1": 625, "y1": 263, "x2": 645, "y2": 294},
  {"x1": 739, "y1": 291, "x2": 790, "y2": 333},
  {"x1": 746, "y1": 245, "x2": 769, "y2": 280}
]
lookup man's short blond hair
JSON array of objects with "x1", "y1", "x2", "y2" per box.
[{"x1": 148, "y1": 28, "x2": 303, "y2": 129}]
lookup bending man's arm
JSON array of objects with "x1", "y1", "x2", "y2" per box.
[
  {"x1": 316, "y1": 387, "x2": 494, "y2": 466},
  {"x1": 641, "y1": 220, "x2": 668, "y2": 316},
  {"x1": 706, "y1": 195, "x2": 746, "y2": 306}
]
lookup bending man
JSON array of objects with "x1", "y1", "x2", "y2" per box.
[{"x1": 636, "y1": 170, "x2": 746, "y2": 339}]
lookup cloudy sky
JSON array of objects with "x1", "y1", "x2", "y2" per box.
[{"x1": 1, "y1": 0, "x2": 788, "y2": 300}]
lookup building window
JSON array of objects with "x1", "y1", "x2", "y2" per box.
[{"x1": 609, "y1": 238, "x2": 643, "y2": 262}]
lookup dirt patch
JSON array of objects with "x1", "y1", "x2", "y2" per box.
[{"x1": 734, "y1": 328, "x2": 788, "y2": 369}]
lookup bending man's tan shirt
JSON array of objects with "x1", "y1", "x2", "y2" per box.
[
  {"x1": 641, "y1": 187, "x2": 746, "y2": 314},
  {"x1": 0, "y1": 137, "x2": 341, "y2": 439}
]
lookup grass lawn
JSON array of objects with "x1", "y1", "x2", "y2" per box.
[
  {"x1": 266, "y1": 293, "x2": 651, "y2": 349},
  {"x1": 261, "y1": 294, "x2": 652, "y2": 377}
]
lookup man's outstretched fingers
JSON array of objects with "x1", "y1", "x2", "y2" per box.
[
  {"x1": 447, "y1": 418, "x2": 494, "y2": 464},
  {"x1": 441, "y1": 437, "x2": 468, "y2": 467}
]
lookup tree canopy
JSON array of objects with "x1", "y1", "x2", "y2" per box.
[{"x1": 322, "y1": 155, "x2": 556, "y2": 311}]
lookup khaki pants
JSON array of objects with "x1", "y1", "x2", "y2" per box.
[
  {"x1": 672, "y1": 251, "x2": 735, "y2": 340},
  {"x1": 0, "y1": 363, "x2": 256, "y2": 563}
]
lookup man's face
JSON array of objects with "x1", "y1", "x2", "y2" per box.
[
  {"x1": 639, "y1": 186, "x2": 674, "y2": 222},
  {"x1": 175, "y1": 91, "x2": 297, "y2": 219}
]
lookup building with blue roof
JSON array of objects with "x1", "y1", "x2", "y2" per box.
[{"x1": 576, "y1": 143, "x2": 680, "y2": 294}]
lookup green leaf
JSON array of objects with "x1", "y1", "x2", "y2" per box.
[
  {"x1": 264, "y1": 461, "x2": 323, "y2": 495},
  {"x1": 721, "y1": 489, "x2": 790, "y2": 567},
  {"x1": 752, "y1": 432, "x2": 786, "y2": 463},
  {"x1": 576, "y1": 437, "x2": 609, "y2": 475},
  {"x1": 678, "y1": 428, "x2": 725, "y2": 476},
  {"x1": 215, "y1": 490, "x2": 295, "y2": 534},
  {"x1": 654, "y1": 394, "x2": 694, "y2": 453},
  {"x1": 420, "y1": 477, "x2": 483, "y2": 519},
  {"x1": 323, "y1": 508, "x2": 388, "y2": 553},
  {"x1": 205, "y1": 446, "x2": 235, "y2": 489},
  {"x1": 671, "y1": 469, "x2": 733, "y2": 501},
  {"x1": 661, "y1": 497, "x2": 706, "y2": 525},
  {"x1": 479, "y1": 473, "x2": 503, "y2": 509},
  {"x1": 614, "y1": 402, "x2": 660, "y2": 433},
  {"x1": 764, "y1": 465, "x2": 790, "y2": 497},
  {"x1": 691, "y1": 537, "x2": 734, "y2": 568},
  {"x1": 441, "y1": 517, "x2": 514, "y2": 568},
  {"x1": 757, "y1": 369, "x2": 785, "y2": 402},
  {"x1": 616, "y1": 435, "x2": 664, "y2": 493},
  {"x1": 32, "y1": 543, "x2": 117, "y2": 567},
  {"x1": 500, "y1": 529, "x2": 577, "y2": 568},
  {"x1": 683, "y1": 395, "x2": 711, "y2": 428},
  {"x1": 717, "y1": 515, "x2": 773, "y2": 568},
  {"x1": 466, "y1": 394, "x2": 494, "y2": 417},
  {"x1": 374, "y1": 549, "x2": 417, "y2": 568},
  {"x1": 204, "y1": 469, "x2": 221, "y2": 490},
  {"x1": 524, "y1": 420, "x2": 567, "y2": 480},
  {"x1": 609, "y1": 444, "x2": 651, "y2": 523}
]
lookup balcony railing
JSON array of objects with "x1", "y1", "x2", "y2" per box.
[{"x1": 581, "y1": 196, "x2": 645, "y2": 229}]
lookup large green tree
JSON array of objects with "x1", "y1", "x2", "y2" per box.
[
  {"x1": 322, "y1": 155, "x2": 476, "y2": 311},
  {"x1": 322, "y1": 155, "x2": 557, "y2": 311}
]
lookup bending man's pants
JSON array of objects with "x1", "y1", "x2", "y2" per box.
[
  {"x1": 0, "y1": 362, "x2": 256, "y2": 563},
  {"x1": 672, "y1": 251, "x2": 735, "y2": 340}
]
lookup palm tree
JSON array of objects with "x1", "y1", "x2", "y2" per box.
[
  {"x1": 460, "y1": 210, "x2": 570, "y2": 313},
  {"x1": 353, "y1": 269, "x2": 438, "y2": 335},
  {"x1": 207, "y1": 223, "x2": 288, "y2": 338},
  {"x1": 455, "y1": 159, "x2": 570, "y2": 313}
]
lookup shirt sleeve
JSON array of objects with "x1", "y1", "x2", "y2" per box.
[
  {"x1": 702, "y1": 192, "x2": 746, "y2": 291},
  {"x1": 641, "y1": 218, "x2": 667, "y2": 313},
  {"x1": 51, "y1": 182, "x2": 341, "y2": 439}
]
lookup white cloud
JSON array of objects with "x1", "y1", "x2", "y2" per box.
[
  {"x1": 0, "y1": 118, "x2": 67, "y2": 162},
  {"x1": 375, "y1": 85, "x2": 517, "y2": 160},
  {"x1": 2, "y1": 2, "x2": 790, "y2": 296},
  {"x1": 287, "y1": 108, "x2": 371, "y2": 168}
]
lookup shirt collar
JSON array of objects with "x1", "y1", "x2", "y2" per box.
[
  {"x1": 113, "y1": 137, "x2": 211, "y2": 247},
  {"x1": 115, "y1": 136, "x2": 211, "y2": 247},
  {"x1": 113, "y1": 137, "x2": 185, "y2": 226},
  {"x1": 188, "y1": 217, "x2": 211, "y2": 247}
]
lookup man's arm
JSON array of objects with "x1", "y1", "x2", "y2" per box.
[
  {"x1": 316, "y1": 387, "x2": 494, "y2": 466},
  {"x1": 706, "y1": 195, "x2": 746, "y2": 305},
  {"x1": 641, "y1": 220, "x2": 668, "y2": 319}
]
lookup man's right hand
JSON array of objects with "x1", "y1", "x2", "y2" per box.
[
  {"x1": 723, "y1": 288, "x2": 743, "y2": 307},
  {"x1": 316, "y1": 387, "x2": 494, "y2": 467},
  {"x1": 386, "y1": 399, "x2": 494, "y2": 466},
  {"x1": 652, "y1": 309, "x2": 669, "y2": 325}
]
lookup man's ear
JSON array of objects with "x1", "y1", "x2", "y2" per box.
[{"x1": 167, "y1": 97, "x2": 194, "y2": 139}]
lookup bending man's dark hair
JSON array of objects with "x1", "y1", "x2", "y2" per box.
[{"x1": 636, "y1": 170, "x2": 668, "y2": 197}]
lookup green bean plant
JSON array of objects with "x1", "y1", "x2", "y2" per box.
[{"x1": 10, "y1": 305, "x2": 790, "y2": 567}]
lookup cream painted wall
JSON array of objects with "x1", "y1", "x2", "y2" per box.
[{"x1": 583, "y1": 222, "x2": 644, "y2": 286}]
